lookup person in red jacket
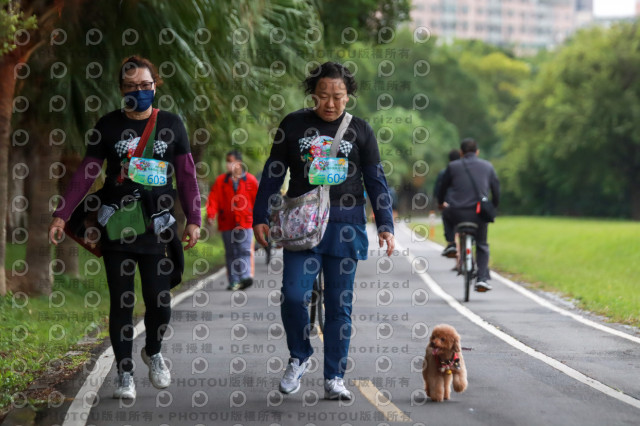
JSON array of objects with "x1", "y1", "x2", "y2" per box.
[{"x1": 207, "y1": 150, "x2": 258, "y2": 290}]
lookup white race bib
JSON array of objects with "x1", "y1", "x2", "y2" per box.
[
  {"x1": 308, "y1": 157, "x2": 348, "y2": 185},
  {"x1": 128, "y1": 157, "x2": 168, "y2": 186}
]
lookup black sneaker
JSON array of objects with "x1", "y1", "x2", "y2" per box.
[
  {"x1": 474, "y1": 281, "x2": 492, "y2": 292},
  {"x1": 441, "y1": 243, "x2": 457, "y2": 258},
  {"x1": 239, "y1": 277, "x2": 253, "y2": 290}
]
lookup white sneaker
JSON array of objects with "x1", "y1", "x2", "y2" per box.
[
  {"x1": 475, "y1": 281, "x2": 493, "y2": 292},
  {"x1": 141, "y1": 347, "x2": 171, "y2": 389},
  {"x1": 112, "y1": 372, "x2": 136, "y2": 399},
  {"x1": 279, "y1": 358, "x2": 309, "y2": 394},
  {"x1": 324, "y1": 377, "x2": 352, "y2": 400}
]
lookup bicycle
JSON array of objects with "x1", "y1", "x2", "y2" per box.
[
  {"x1": 264, "y1": 239, "x2": 273, "y2": 264},
  {"x1": 255, "y1": 239, "x2": 274, "y2": 264},
  {"x1": 309, "y1": 269, "x2": 325, "y2": 332},
  {"x1": 456, "y1": 222, "x2": 478, "y2": 302}
]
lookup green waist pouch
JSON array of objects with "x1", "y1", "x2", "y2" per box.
[{"x1": 105, "y1": 199, "x2": 150, "y2": 241}]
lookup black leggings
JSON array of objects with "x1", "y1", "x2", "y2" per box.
[{"x1": 103, "y1": 250, "x2": 172, "y2": 373}]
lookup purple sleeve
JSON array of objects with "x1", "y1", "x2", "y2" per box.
[
  {"x1": 175, "y1": 152, "x2": 201, "y2": 226},
  {"x1": 53, "y1": 156, "x2": 103, "y2": 221}
]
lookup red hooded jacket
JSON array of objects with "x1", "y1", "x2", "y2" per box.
[{"x1": 206, "y1": 172, "x2": 258, "y2": 231}]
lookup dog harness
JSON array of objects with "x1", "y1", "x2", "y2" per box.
[{"x1": 437, "y1": 353, "x2": 461, "y2": 375}]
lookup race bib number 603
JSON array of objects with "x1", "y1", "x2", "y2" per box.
[{"x1": 128, "y1": 157, "x2": 168, "y2": 186}]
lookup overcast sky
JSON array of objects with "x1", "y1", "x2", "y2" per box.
[{"x1": 593, "y1": 0, "x2": 635, "y2": 17}]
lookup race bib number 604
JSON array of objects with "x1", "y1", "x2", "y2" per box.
[
  {"x1": 128, "y1": 157, "x2": 168, "y2": 186},
  {"x1": 308, "y1": 157, "x2": 348, "y2": 185}
]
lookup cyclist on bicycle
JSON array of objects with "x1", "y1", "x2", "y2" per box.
[
  {"x1": 434, "y1": 149, "x2": 461, "y2": 257},
  {"x1": 436, "y1": 138, "x2": 500, "y2": 292}
]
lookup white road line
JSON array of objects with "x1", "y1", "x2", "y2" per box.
[
  {"x1": 490, "y1": 273, "x2": 640, "y2": 344},
  {"x1": 395, "y1": 226, "x2": 640, "y2": 410},
  {"x1": 403, "y1": 224, "x2": 640, "y2": 345},
  {"x1": 60, "y1": 347, "x2": 114, "y2": 426},
  {"x1": 62, "y1": 268, "x2": 226, "y2": 426}
]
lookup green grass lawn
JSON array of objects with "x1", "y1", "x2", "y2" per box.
[
  {"x1": 0, "y1": 234, "x2": 224, "y2": 411},
  {"x1": 416, "y1": 216, "x2": 640, "y2": 327}
]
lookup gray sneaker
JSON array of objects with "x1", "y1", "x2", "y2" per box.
[
  {"x1": 324, "y1": 377, "x2": 352, "y2": 400},
  {"x1": 112, "y1": 371, "x2": 136, "y2": 399},
  {"x1": 141, "y1": 347, "x2": 171, "y2": 389},
  {"x1": 279, "y1": 358, "x2": 309, "y2": 394}
]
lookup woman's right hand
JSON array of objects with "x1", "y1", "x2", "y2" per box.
[
  {"x1": 49, "y1": 217, "x2": 66, "y2": 246},
  {"x1": 253, "y1": 223, "x2": 270, "y2": 247}
]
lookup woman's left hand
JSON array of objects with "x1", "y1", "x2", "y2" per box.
[
  {"x1": 182, "y1": 224, "x2": 200, "y2": 250},
  {"x1": 378, "y1": 231, "x2": 395, "y2": 256}
]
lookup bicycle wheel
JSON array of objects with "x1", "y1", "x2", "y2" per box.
[
  {"x1": 460, "y1": 235, "x2": 471, "y2": 302},
  {"x1": 265, "y1": 241, "x2": 272, "y2": 264},
  {"x1": 309, "y1": 270, "x2": 322, "y2": 327},
  {"x1": 309, "y1": 270, "x2": 325, "y2": 332},
  {"x1": 310, "y1": 285, "x2": 317, "y2": 327},
  {"x1": 316, "y1": 269, "x2": 325, "y2": 332}
]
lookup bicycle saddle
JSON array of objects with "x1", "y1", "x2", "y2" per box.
[{"x1": 456, "y1": 221, "x2": 478, "y2": 235}]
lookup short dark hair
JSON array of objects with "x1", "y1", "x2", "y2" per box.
[
  {"x1": 448, "y1": 149, "x2": 461, "y2": 162},
  {"x1": 303, "y1": 61, "x2": 357, "y2": 96},
  {"x1": 119, "y1": 55, "x2": 163, "y2": 88},
  {"x1": 226, "y1": 150, "x2": 242, "y2": 161},
  {"x1": 460, "y1": 138, "x2": 478, "y2": 154}
]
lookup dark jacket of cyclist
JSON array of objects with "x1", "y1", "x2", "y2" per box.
[
  {"x1": 437, "y1": 155, "x2": 500, "y2": 210},
  {"x1": 436, "y1": 138, "x2": 500, "y2": 291}
]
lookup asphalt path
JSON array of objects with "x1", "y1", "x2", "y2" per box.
[{"x1": 54, "y1": 222, "x2": 640, "y2": 426}]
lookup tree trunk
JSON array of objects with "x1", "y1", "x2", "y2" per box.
[
  {"x1": 56, "y1": 231, "x2": 79, "y2": 277},
  {"x1": 0, "y1": 55, "x2": 20, "y2": 296},
  {"x1": 22, "y1": 131, "x2": 60, "y2": 296},
  {"x1": 8, "y1": 145, "x2": 27, "y2": 232}
]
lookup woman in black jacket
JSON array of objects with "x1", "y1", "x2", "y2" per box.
[
  {"x1": 253, "y1": 62, "x2": 395, "y2": 400},
  {"x1": 49, "y1": 56, "x2": 201, "y2": 399}
]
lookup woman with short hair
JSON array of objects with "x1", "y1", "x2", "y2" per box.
[{"x1": 253, "y1": 61, "x2": 395, "y2": 400}]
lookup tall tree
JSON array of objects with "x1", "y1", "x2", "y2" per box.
[
  {"x1": 321, "y1": 31, "x2": 498, "y2": 210},
  {"x1": 499, "y1": 23, "x2": 640, "y2": 218},
  {"x1": 319, "y1": 0, "x2": 411, "y2": 46},
  {"x1": 458, "y1": 47, "x2": 531, "y2": 128},
  {"x1": 0, "y1": 0, "x2": 48, "y2": 296},
  {"x1": 10, "y1": 0, "x2": 321, "y2": 295}
]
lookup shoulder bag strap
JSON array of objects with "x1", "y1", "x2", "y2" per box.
[
  {"x1": 329, "y1": 112, "x2": 352, "y2": 157},
  {"x1": 117, "y1": 108, "x2": 159, "y2": 184},
  {"x1": 461, "y1": 157, "x2": 482, "y2": 200},
  {"x1": 318, "y1": 112, "x2": 352, "y2": 193},
  {"x1": 133, "y1": 108, "x2": 159, "y2": 158}
]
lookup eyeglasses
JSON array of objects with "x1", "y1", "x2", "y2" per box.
[{"x1": 122, "y1": 81, "x2": 155, "y2": 91}]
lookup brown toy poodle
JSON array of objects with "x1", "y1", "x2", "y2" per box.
[{"x1": 422, "y1": 324, "x2": 468, "y2": 402}]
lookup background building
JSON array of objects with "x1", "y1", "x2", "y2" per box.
[
  {"x1": 412, "y1": 0, "x2": 594, "y2": 50},
  {"x1": 576, "y1": 0, "x2": 592, "y2": 12},
  {"x1": 575, "y1": 0, "x2": 594, "y2": 27}
]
